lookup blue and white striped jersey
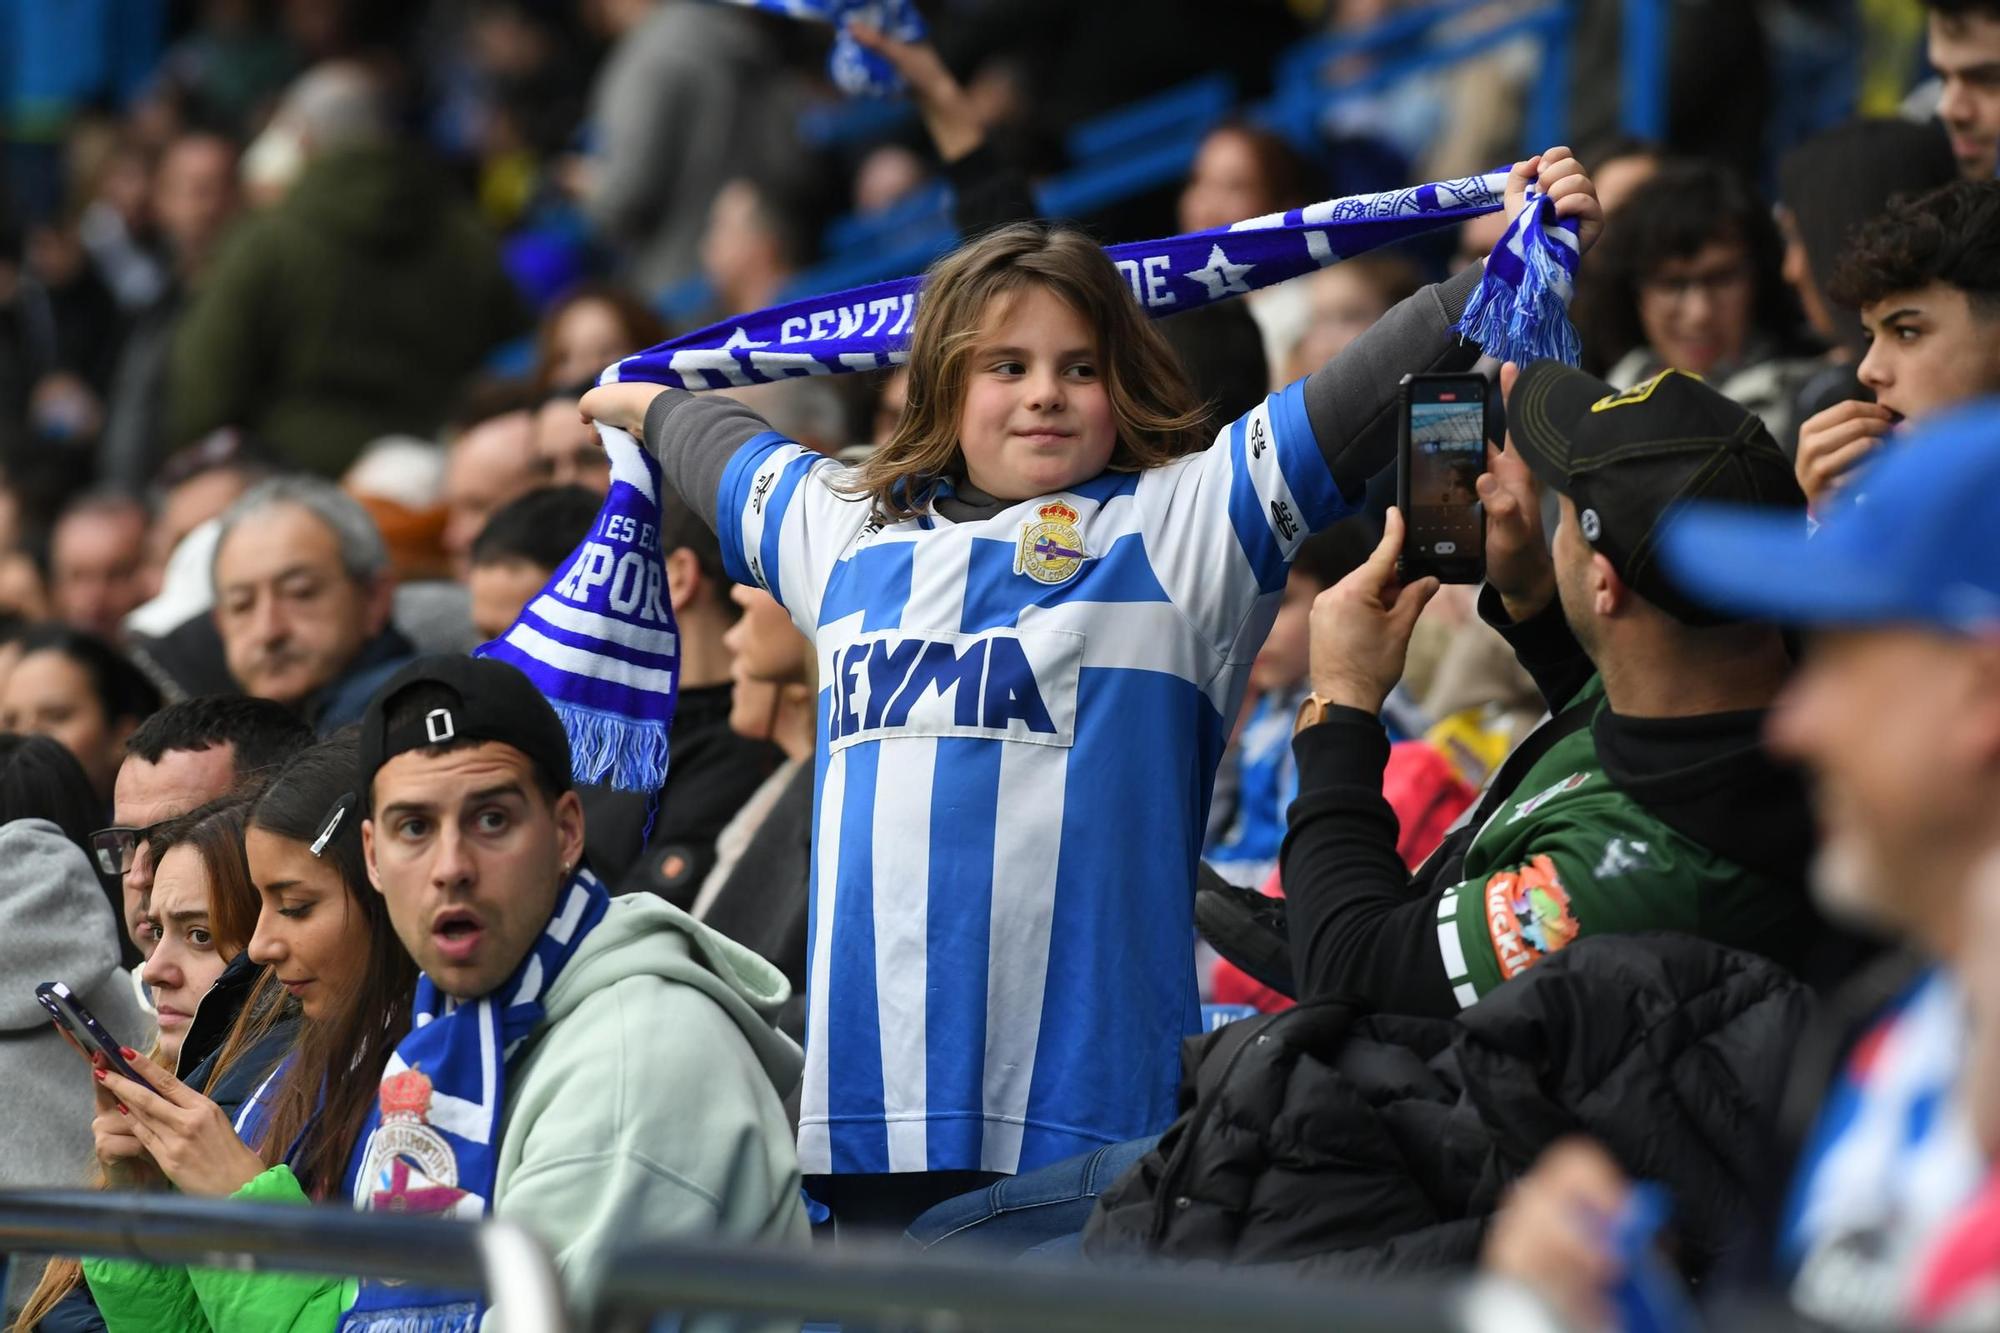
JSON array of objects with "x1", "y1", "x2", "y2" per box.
[{"x1": 715, "y1": 379, "x2": 1353, "y2": 1176}]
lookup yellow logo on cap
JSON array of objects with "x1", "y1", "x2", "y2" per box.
[{"x1": 1590, "y1": 368, "x2": 1704, "y2": 413}]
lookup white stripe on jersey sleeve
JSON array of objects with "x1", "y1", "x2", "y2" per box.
[
  {"x1": 873, "y1": 735, "x2": 934, "y2": 1173},
  {"x1": 979, "y1": 737, "x2": 1071, "y2": 1175},
  {"x1": 796, "y1": 742, "x2": 847, "y2": 1176}
]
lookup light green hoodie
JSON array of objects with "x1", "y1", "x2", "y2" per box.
[{"x1": 85, "y1": 895, "x2": 809, "y2": 1332}]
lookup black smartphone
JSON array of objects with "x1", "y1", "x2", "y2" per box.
[
  {"x1": 1396, "y1": 372, "x2": 1491, "y2": 584},
  {"x1": 36, "y1": 981, "x2": 154, "y2": 1091}
]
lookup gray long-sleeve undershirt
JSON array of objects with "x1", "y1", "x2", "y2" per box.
[{"x1": 642, "y1": 263, "x2": 1484, "y2": 530}]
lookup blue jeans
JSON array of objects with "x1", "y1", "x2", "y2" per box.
[{"x1": 904, "y1": 1134, "x2": 1161, "y2": 1258}]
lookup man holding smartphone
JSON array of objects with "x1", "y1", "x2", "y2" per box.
[{"x1": 1201, "y1": 361, "x2": 1866, "y2": 1014}]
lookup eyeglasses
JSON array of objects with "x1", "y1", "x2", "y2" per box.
[
  {"x1": 1640, "y1": 264, "x2": 1751, "y2": 304},
  {"x1": 88, "y1": 820, "x2": 174, "y2": 878}
]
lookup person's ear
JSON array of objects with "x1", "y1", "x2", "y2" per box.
[
  {"x1": 360, "y1": 818, "x2": 385, "y2": 896},
  {"x1": 553, "y1": 790, "x2": 586, "y2": 872},
  {"x1": 1590, "y1": 551, "x2": 1626, "y2": 619},
  {"x1": 663, "y1": 547, "x2": 701, "y2": 614}
]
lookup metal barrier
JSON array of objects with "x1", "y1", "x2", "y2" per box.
[{"x1": 0, "y1": 1190, "x2": 569, "y2": 1333}]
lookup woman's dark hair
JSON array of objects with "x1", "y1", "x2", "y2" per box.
[
  {"x1": 0, "y1": 732, "x2": 104, "y2": 855},
  {"x1": 227, "y1": 735, "x2": 416, "y2": 1199},
  {"x1": 1572, "y1": 160, "x2": 1805, "y2": 375},
  {"x1": 147, "y1": 795, "x2": 259, "y2": 959},
  {"x1": 13, "y1": 624, "x2": 162, "y2": 727}
]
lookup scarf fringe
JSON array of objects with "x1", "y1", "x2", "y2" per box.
[
  {"x1": 1454, "y1": 198, "x2": 1582, "y2": 368},
  {"x1": 549, "y1": 698, "x2": 672, "y2": 794}
]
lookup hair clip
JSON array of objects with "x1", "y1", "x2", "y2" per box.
[{"x1": 311, "y1": 793, "x2": 357, "y2": 858}]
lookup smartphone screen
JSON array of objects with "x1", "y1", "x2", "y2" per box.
[
  {"x1": 36, "y1": 981, "x2": 152, "y2": 1089},
  {"x1": 1399, "y1": 376, "x2": 1488, "y2": 582}
]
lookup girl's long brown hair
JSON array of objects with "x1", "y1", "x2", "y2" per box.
[
  {"x1": 843, "y1": 223, "x2": 1210, "y2": 520},
  {"x1": 240, "y1": 736, "x2": 416, "y2": 1200}
]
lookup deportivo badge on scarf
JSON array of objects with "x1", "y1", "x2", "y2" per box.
[
  {"x1": 338, "y1": 869, "x2": 612, "y2": 1333},
  {"x1": 494, "y1": 173, "x2": 1580, "y2": 792}
]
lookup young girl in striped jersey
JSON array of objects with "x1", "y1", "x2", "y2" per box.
[{"x1": 583, "y1": 148, "x2": 1601, "y2": 1226}]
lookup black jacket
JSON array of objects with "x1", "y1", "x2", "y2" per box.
[{"x1": 1083, "y1": 935, "x2": 1812, "y2": 1280}]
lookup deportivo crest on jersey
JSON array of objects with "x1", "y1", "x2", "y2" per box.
[
  {"x1": 1482, "y1": 854, "x2": 1580, "y2": 980},
  {"x1": 1016, "y1": 501, "x2": 1086, "y2": 585}
]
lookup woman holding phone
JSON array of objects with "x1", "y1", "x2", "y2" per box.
[{"x1": 44, "y1": 737, "x2": 418, "y2": 1333}]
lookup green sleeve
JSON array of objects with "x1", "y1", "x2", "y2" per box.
[
  {"x1": 1439, "y1": 805, "x2": 1698, "y2": 1003},
  {"x1": 184, "y1": 1165, "x2": 357, "y2": 1333},
  {"x1": 164, "y1": 227, "x2": 274, "y2": 450},
  {"x1": 81, "y1": 1252, "x2": 207, "y2": 1333}
]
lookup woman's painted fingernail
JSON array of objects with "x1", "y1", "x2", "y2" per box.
[
  {"x1": 93, "y1": 1068, "x2": 106, "y2": 1081},
  {"x1": 120, "y1": 1047, "x2": 138, "y2": 1059}
]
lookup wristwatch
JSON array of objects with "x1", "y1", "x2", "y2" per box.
[{"x1": 1293, "y1": 692, "x2": 1336, "y2": 736}]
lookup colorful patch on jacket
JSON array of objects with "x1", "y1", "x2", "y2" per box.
[{"x1": 1481, "y1": 853, "x2": 1581, "y2": 980}]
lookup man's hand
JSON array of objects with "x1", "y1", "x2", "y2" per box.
[
  {"x1": 847, "y1": 21, "x2": 984, "y2": 163},
  {"x1": 1504, "y1": 146, "x2": 1604, "y2": 255},
  {"x1": 96, "y1": 1049, "x2": 268, "y2": 1199},
  {"x1": 579, "y1": 382, "x2": 668, "y2": 440},
  {"x1": 1794, "y1": 399, "x2": 1895, "y2": 507},
  {"x1": 1483, "y1": 1138, "x2": 1632, "y2": 1332},
  {"x1": 1307, "y1": 508, "x2": 1439, "y2": 715},
  {"x1": 1477, "y1": 361, "x2": 1557, "y2": 622}
]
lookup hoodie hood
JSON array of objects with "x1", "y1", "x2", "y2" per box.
[
  {"x1": 285, "y1": 142, "x2": 443, "y2": 255},
  {"x1": 0, "y1": 819, "x2": 125, "y2": 1030},
  {"x1": 542, "y1": 893, "x2": 802, "y2": 1094}
]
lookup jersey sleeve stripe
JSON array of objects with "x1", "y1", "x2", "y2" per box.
[
  {"x1": 756, "y1": 448, "x2": 823, "y2": 612},
  {"x1": 716, "y1": 431, "x2": 795, "y2": 588},
  {"x1": 1224, "y1": 412, "x2": 1290, "y2": 595},
  {"x1": 1270, "y1": 377, "x2": 1351, "y2": 531}
]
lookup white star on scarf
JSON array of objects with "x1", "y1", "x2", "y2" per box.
[
  {"x1": 1186, "y1": 244, "x2": 1255, "y2": 300},
  {"x1": 721, "y1": 325, "x2": 769, "y2": 349}
]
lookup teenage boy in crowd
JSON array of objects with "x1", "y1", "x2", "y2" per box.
[
  {"x1": 1794, "y1": 179, "x2": 2000, "y2": 505},
  {"x1": 1924, "y1": 0, "x2": 2000, "y2": 181},
  {"x1": 1488, "y1": 402, "x2": 2000, "y2": 1332},
  {"x1": 101, "y1": 696, "x2": 314, "y2": 960},
  {"x1": 1203, "y1": 362, "x2": 1860, "y2": 1010},
  {"x1": 351, "y1": 656, "x2": 806, "y2": 1302}
]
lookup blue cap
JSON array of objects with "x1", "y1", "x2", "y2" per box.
[{"x1": 1658, "y1": 400, "x2": 2000, "y2": 633}]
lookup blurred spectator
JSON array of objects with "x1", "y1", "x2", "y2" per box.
[
  {"x1": 1581, "y1": 134, "x2": 1663, "y2": 217},
  {"x1": 210, "y1": 476, "x2": 412, "y2": 732},
  {"x1": 577, "y1": 0, "x2": 800, "y2": 295},
  {"x1": 344, "y1": 434, "x2": 451, "y2": 583},
  {"x1": 700, "y1": 175, "x2": 814, "y2": 319},
  {"x1": 467, "y1": 484, "x2": 601, "y2": 642},
  {"x1": 534, "y1": 384, "x2": 611, "y2": 492},
  {"x1": 0, "y1": 625, "x2": 162, "y2": 808},
  {"x1": 166, "y1": 61, "x2": 529, "y2": 477},
  {"x1": 717, "y1": 377, "x2": 847, "y2": 456},
  {"x1": 0, "y1": 738, "x2": 153, "y2": 1196},
  {"x1": 73, "y1": 130, "x2": 166, "y2": 314},
  {"x1": 869, "y1": 365, "x2": 910, "y2": 448},
  {"x1": 441, "y1": 381, "x2": 548, "y2": 576},
  {"x1": 853, "y1": 143, "x2": 930, "y2": 215},
  {"x1": 146, "y1": 0, "x2": 301, "y2": 137},
  {"x1": 1776, "y1": 119, "x2": 1959, "y2": 425},
  {"x1": 104, "y1": 697, "x2": 313, "y2": 964},
  {"x1": 1156, "y1": 302, "x2": 1271, "y2": 440},
  {"x1": 1797, "y1": 179, "x2": 2000, "y2": 505},
  {"x1": 1280, "y1": 254, "x2": 1425, "y2": 384},
  {"x1": 1923, "y1": 0, "x2": 2000, "y2": 180},
  {"x1": 533, "y1": 282, "x2": 666, "y2": 392},
  {"x1": 101, "y1": 130, "x2": 244, "y2": 489},
  {"x1": 1574, "y1": 160, "x2": 1821, "y2": 449},
  {"x1": 139, "y1": 430, "x2": 271, "y2": 605},
  {"x1": 623, "y1": 489, "x2": 782, "y2": 906},
  {"x1": 686, "y1": 584, "x2": 814, "y2": 1040},
  {"x1": 48, "y1": 491, "x2": 150, "y2": 638},
  {"x1": 1177, "y1": 121, "x2": 1319, "y2": 384}
]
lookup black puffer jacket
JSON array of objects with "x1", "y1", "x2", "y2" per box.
[{"x1": 1083, "y1": 935, "x2": 1810, "y2": 1280}]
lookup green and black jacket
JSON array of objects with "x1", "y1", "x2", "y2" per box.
[{"x1": 1283, "y1": 588, "x2": 1860, "y2": 1015}]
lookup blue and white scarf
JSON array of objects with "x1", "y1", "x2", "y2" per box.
[
  {"x1": 337, "y1": 870, "x2": 612, "y2": 1333},
  {"x1": 721, "y1": 0, "x2": 927, "y2": 98},
  {"x1": 502, "y1": 173, "x2": 1578, "y2": 792}
]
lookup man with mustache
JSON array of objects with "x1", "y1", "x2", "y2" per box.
[{"x1": 210, "y1": 477, "x2": 415, "y2": 734}]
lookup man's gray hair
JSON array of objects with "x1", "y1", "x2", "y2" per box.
[{"x1": 213, "y1": 475, "x2": 389, "y2": 587}]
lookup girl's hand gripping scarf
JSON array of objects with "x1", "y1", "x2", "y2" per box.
[
  {"x1": 336, "y1": 869, "x2": 612, "y2": 1333},
  {"x1": 485, "y1": 171, "x2": 1580, "y2": 794}
]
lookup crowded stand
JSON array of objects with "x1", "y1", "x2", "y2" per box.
[{"x1": 1, "y1": 0, "x2": 1999, "y2": 1329}]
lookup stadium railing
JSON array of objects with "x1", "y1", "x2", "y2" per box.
[{"x1": 0, "y1": 1189, "x2": 569, "y2": 1332}]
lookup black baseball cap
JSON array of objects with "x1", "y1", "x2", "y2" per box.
[
  {"x1": 359, "y1": 655, "x2": 573, "y2": 799},
  {"x1": 1505, "y1": 362, "x2": 1805, "y2": 626}
]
